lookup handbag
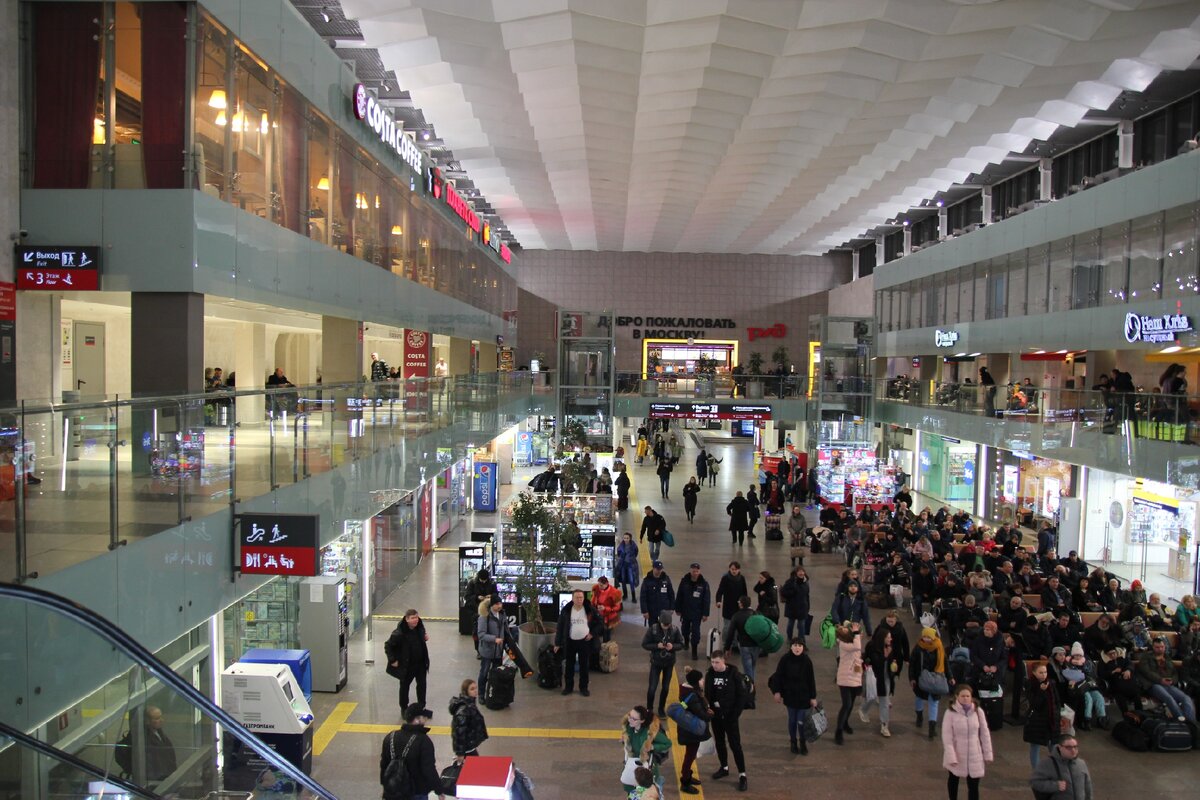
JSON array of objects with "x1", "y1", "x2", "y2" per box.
[
  {"x1": 918, "y1": 670, "x2": 949, "y2": 696},
  {"x1": 662, "y1": 530, "x2": 675, "y2": 547},
  {"x1": 440, "y1": 762, "x2": 462, "y2": 797},
  {"x1": 863, "y1": 674, "x2": 878, "y2": 703},
  {"x1": 385, "y1": 662, "x2": 404, "y2": 680},
  {"x1": 620, "y1": 757, "x2": 641, "y2": 786},
  {"x1": 803, "y1": 703, "x2": 828, "y2": 742}
]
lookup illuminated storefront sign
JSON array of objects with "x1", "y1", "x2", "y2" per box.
[
  {"x1": 1124, "y1": 312, "x2": 1192, "y2": 344},
  {"x1": 934, "y1": 329, "x2": 959, "y2": 348},
  {"x1": 649, "y1": 402, "x2": 772, "y2": 421},
  {"x1": 427, "y1": 167, "x2": 482, "y2": 233},
  {"x1": 352, "y1": 84, "x2": 423, "y2": 177}
]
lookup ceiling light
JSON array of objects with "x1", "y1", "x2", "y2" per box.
[
  {"x1": 321, "y1": 8, "x2": 331, "y2": 23},
  {"x1": 207, "y1": 89, "x2": 227, "y2": 109},
  {"x1": 969, "y1": 353, "x2": 981, "y2": 357},
  {"x1": 421, "y1": 130, "x2": 431, "y2": 141},
  {"x1": 1160, "y1": 345, "x2": 1182, "y2": 353},
  {"x1": 936, "y1": 200, "x2": 944, "y2": 208},
  {"x1": 214, "y1": 110, "x2": 227, "y2": 127},
  {"x1": 381, "y1": 81, "x2": 390, "y2": 91},
  {"x1": 1056, "y1": 350, "x2": 1067, "y2": 354}
]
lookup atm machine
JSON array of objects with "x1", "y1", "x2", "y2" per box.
[{"x1": 221, "y1": 662, "x2": 315, "y2": 791}]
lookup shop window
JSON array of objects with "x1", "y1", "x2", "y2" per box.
[
  {"x1": 230, "y1": 50, "x2": 274, "y2": 218},
  {"x1": 1047, "y1": 237, "x2": 1074, "y2": 312},
  {"x1": 943, "y1": 270, "x2": 960, "y2": 324},
  {"x1": 1128, "y1": 212, "x2": 1164, "y2": 301},
  {"x1": 972, "y1": 262, "x2": 987, "y2": 322},
  {"x1": 985, "y1": 256, "x2": 1007, "y2": 320},
  {"x1": 306, "y1": 117, "x2": 331, "y2": 244},
  {"x1": 194, "y1": 17, "x2": 228, "y2": 197},
  {"x1": 277, "y1": 86, "x2": 306, "y2": 234},
  {"x1": 1163, "y1": 202, "x2": 1200, "y2": 298},
  {"x1": 1026, "y1": 243, "x2": 1049, "y2": 314},
  {"x1": 1099, "y1": 222, "x2": 1129, "y2": 306},
  {"x1": 957, "y1": 264, "x2": 974, "y2": 322}
]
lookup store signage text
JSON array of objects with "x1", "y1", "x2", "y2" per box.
[
  {"x1": 617, "y1": 316, "x2": 737, "y2": 340},
  {"x1": 1124, "y1": 312, "x2": 1192, "y2": 344},
  {"x1": 237, "y1": 512, "x2": 319, "y2": 576},
  {"x1": 649, "y1": 402, "x2": 772, "y2": 421},
  {"x1": 426, "y1": 167, "x2": 482, "y2": 234},
  {"x1": 15, "y1": 246, "x2": 100, "y2": 291},
  {"x1": 403, "y1": 329, "x2": 430, "y2": 380},
  {"x1": 481, "y1": 224, "x2": 513, "y2": 264},
  {"x1": 934, "y1": 329, "x2": 959, "y2": 348},
  {"x1": 748, "y1": 324, "x2": 787, "y2": 341},
  {"x1": 352, "y1": 84, "x2": 423, "y2": 177}
]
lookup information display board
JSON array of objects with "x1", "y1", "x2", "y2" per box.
[{"x1": 648, "y1": 402, "x2": 771, "y2": 421}]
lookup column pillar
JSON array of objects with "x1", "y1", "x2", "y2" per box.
[
  {"x1": 875, "y1": 234, "x2": 886, "y2": 266},
  {"x1": 321, "y1": 315, "x2": 363, "y2": 384},
  {"x1": 851, "y1": 250, "x2": 861, "y2": 281},
  {"x1": 903, "y1": 226, "x2": 913, "y2": 256},
  {"x1": 938, "y1": 205, "x2": 948, "y2": 239},
  {"x1": 1039, "y1": 158, "x2": 1053, "y2": 202},
  {"x1": 981, "y1": 186, "x2": 993, "y2": 225},
  {"x1": 447, "y1": 337, "x2": 472, "y2": 376},
  {"x1": 234, "y1": 322, "x2": 265, "y2": 423},
  {"x1": 131, "y1": 293, "x2": 204, "y2": 396},
  {"x1": 15, "y1": 293, "x2": 61, "y2": 405},
  {"x1": 1118, "y1": 119, "x2": 1134, "y2": 169}
]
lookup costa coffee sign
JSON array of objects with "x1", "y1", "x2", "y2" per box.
[
  {"x1": 403, "y1": 329, "x2": 431, "y2": 379},
  {"x1": 352, "y1": 84, "x2": 423, "y2": 178}
]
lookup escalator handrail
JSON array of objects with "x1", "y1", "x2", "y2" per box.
[
  {"x1": 0, "y1": 718, "x2": 165, "y2": 800},
  {"x1": 0, "y1": 581, "x2": 338, "y2": 800}
]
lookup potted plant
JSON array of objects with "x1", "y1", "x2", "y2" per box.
[
  {"x1": 745, "y1": 351, "x2": 766, "y2": 399},
  {"x1": 771, "y1": 345, "x2": 790, "y2": 397},
  {"x1": 695, "y1": 354, "x2": 717, "y2": 398},
  {"x1": 505, "y1": 492, "x2": 581, "y2": 652}
]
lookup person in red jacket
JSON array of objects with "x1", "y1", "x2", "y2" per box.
[{"x1": 592, "y1": 576, "x2": 624, "y2": 642}]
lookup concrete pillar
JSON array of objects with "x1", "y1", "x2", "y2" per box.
[
  {"x1": 875, "y1": 235, "x2": 886, "y2": 266},
  {"x1": 1039, "y1": 158, "x2": 1053, "y2": 202},
  {"x1": 938, "y1": 206, "x2": 948, "y2": 239},
  {"x1": 903, "y1": 226, "x2": 912, "y2": 256},
  {"x1": 234, "y1": 322, "x2": 265, "y2": 424},
  {"x1": 851, "y1": 250, "x2": 860, "y2": 280},
  {"x1": 131, "y1": 293, "x2": 204, "y2": 396},
  {"x1": 447, "y1": 337, "x2": 472, "y2": 376},
  {"x1": 16, "y1": 293, "x2": 61, "y2": 404},
  {"x1": 321, "y1": 315, "x2": 363, "y2": 384},
  {"x1": 477, "y1": 342, "x2": 497, "y2": 373}
]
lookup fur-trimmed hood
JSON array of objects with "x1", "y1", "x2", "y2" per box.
[{"x1": 621, "y1": 713, "x2": 663, "y2": 761}]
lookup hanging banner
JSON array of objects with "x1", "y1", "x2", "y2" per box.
[
  {"x1": 403, "y1": 329, "x2": 431, "y2": 379},
  {"x1": 473, "y1": 462, "x2": 498, "y2": 512},
  {"x1": 419, "y1": 482, "x2": 435, "y2": 555}
]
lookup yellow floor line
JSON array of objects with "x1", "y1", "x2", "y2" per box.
[
  {"x1": 374, "y1": 614, "x2": 456, "y2": 622},
  {"x1": 312, "y1": 701, "x2": 357, "y2": 757},
  {"x1": 338, "y1": 723, "x2": 620, "y2": 739}
]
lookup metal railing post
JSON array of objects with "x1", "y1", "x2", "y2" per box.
[
  {"x1": 109, "y1": 403, "x2": 121, "y2": 550},
  {"x1": 14, "y1": 402, "x2": 28, "y2": 582}
]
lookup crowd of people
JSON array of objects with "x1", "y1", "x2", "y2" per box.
[{"x1": 370, "y1": 422, "x2": 1200, "y2": 799}]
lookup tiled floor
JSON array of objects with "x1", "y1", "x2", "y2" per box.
[{"x1": 308, "y1": 429, "x2": 1199, "y2": 799}]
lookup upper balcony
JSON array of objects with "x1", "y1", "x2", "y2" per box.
[{"x1": 874, "y1": 377, "x2": 1200, "y2": 486}]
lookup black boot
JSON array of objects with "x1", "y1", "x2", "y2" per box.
[
  {"x1": 800, "y1": 738, "x2": 808, "y2": 755},
  {"x1": 790, "y1": 738, "x2": 799, "y2": 754},
  {"x1": 916, "y1": 710, "x2": 924, "y2": 727},
  {"x1": 834, "y1": 728, "x2": 844, "y2": 745},
  {"x1": 928, "y1": 721, "x2": 937, "y2": 739}
]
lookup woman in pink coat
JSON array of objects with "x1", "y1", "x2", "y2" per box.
[
  {"x1": 833, "y1": 623, "x2": 864, "y2": 745},
  {"x1": 941, "y1": 684, "x2": 993, "y2": 800}
]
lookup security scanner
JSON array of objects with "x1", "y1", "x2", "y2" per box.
[{"x1": 221, "y1": 662, "x2": 315, "y2": 791}]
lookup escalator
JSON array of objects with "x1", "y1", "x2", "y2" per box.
[{"x1": 0, "y1": 582, "x2": 337, "y2": 799}]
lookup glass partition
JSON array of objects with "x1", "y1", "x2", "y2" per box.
[
  {"x1": 1026, "y1": 243, "x2": 1049, "y2": 314},
  {"x1": 1129, "y1": 212, "x2": 1164, "y2": 301},
  {"x1": 1048, "y1": 236, "x2": 1074, "y2": 312},
  {"x1": 1100, "y1": 222, "x2": 1130, "y2": 306},
  {"x1": 1163, "y1": 202, "x2": 1200, "y2": 298}
]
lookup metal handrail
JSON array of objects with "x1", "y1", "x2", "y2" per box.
[
  {"x1": 0, "y1": 581, "x2": 338, "y2": 800},
  {"x1": 0, "y1": 719, "x2": 163, "y2": 800}
]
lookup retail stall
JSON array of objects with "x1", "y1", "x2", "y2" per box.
[
  {"x1": 916, "y1": 434, "x2": 978, "y2": 509},
  {"x1": 815, "y1": 447, "x2": 896, "y2": 511}
]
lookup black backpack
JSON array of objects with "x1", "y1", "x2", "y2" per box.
[
  {"x1": 383, "y1": 731, "x2": 418, "y2": 797},
  {"x1": 537, "y1": 644, "x2": 561, "y2": 689}
]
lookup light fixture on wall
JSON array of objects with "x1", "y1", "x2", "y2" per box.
[
  {"x1": 320, "y1": 8, "x2": 331, "y2": 22},
  {"x1": 214, "y1": 110, "x2": 227, "y2": 127},
  {"x1": 208, "y1": 89, "x2": 227, "y2": 109},
  {"x1": 391, "y1": 225, "x2": 403, "y2": 236},
  {"x1": 260, "y1": 112, "x2": 269, "y2": 135},
  {"x1": 92, "y1": 117, "x2": 105, "y2": 145},
  {"x1": 316, "y1": 176, "x2": 330, "y2": 191}
]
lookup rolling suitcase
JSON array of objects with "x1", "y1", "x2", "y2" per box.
[
  {"x1": 706, "y1": 627, "x2": 723, "y2": 658},
  {"x1": 598, "y1": 641, "x2": 619, "y2": 673},
  {"x1": 979, "y1": 690, "x2": 1004, "y2": 732},
  {"x1": 536, "y1": 644, "x2": 561, "y2": 690},
  {"x1": 484, "y1": 663, "x2": 516, "y2": 709}
]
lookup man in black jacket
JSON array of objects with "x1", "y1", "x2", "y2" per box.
[
  {"x1": 715, "y1": 562, "x2": 749, "y2": 651},
  {"x1": 640, "y1": 560, "x2": 675, "y2": 624},
  {"x1": 704, "y1": 652, "x2": 749, "y2": 792},
  {"x1": 642, "y1": 609, "x2": 685, "y2": 716},
  {"x1": 676, "y1": 562, "x2": 712, "y2": 660},
  {"x1": 640, "y1": 506, "x2": 667, "y2": 561},
  {"x1": 380, "y1": 704, "x2": 443, "y2": 800},
  {"x1": 554, "y1": 590, "x2": 602, "y2": 696},
  {"x1": 385, "y1": 609, "x2": 431, "y2": 710}
]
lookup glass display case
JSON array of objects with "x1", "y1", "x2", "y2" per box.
[
  {"x1": 223, "y1": 578, "x2": 298, "y2": 665},
  {"x1": 321, "y1": 523, "x2": 364, "y2": 633}
]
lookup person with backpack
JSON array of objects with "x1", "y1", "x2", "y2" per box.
[
  {"x1": 780, "y1": 566, "x2": 812, "y2": 640},
  {"x1": 642, "y1": 610, "x2": 685, "y2": 716},
  {"x1": 706, "y1": 453, "x2": 722, "y2": 486},
  {"x1": 380, "y1": 704, "x2": 443, "y2": 800},
  {"x1": 704, "y1": 652, "x2": 749, "y2": 792},
  {"x1": 676, "y1": 669, "x2": 711, "y2": 795},
  {"x1": 620, "y1": 706, "x2": 672, "y2": 798},
  {"x1": 475, "y1": 598, "x2": 506, "y2": 700},
  {"x1": 729, "y1": 596, "x2": 761, "y2": 680},
  {"x1": 716, "y1": 562, "x2": 749, "y2": 649},
  {"x1": 448, "y1": 679, "x2": 488, "y2": 761},
  {"x1": 768, "y1": 637, "x2": 819, "y2": 754}
]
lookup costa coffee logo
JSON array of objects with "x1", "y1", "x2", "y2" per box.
[
  {"x1": 406, "y1": 330, "x2": 428, "y2": 349},
  {"x1": 353, "y1": 84, "x2": 368, "y2": 121},
  {"x1": 351, "y1": 84, "x2": 422, "y2": 177}
]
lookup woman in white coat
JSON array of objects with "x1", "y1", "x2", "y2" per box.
[{"x1": 941, "y1": 684, "x2": 993, "y2": 800}]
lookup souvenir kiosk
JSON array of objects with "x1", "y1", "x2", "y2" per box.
[
  {"x1": 816, "y1": 447, "x2": 897, "y2": 513},
  {"x1": 493, "y1": 494, "x2": 616, "y2": 622},
  {"x1": 459, "y1": 533, "x2": 497, "y2": 635}
]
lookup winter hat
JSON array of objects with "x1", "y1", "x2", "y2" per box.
[
  {"x1": 1131, "y1": 580, "x2": 1143, "y2": 589},
  {"x1": 1070, "y1": 642, "x2": 1084, "y2": 657},
  {"x1": 685, "y1": 669, "x2": 704, "y2": 688},
  {"x1": 659, "y1": 610, "x2": 673, "y2": 627},
  {"x1": 1051, "y1": 646, "x2": 1066, "y2": 657}
]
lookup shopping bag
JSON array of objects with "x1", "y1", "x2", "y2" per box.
[
  {"x1": 662, "y1": 530, "x2": 675, "y2": 547},
  {"x1": 620, "y1": 757, "x2": 641, "y2": 786},
  {"x1": 697, "y1": 738, "x2": 716, "y2": 757},
  {"x1": 863, "y1": 675, "x2": 878, "y2": 704},
  {"x1": 804, "y1": 703, "x2": 828, "y2": 742}
]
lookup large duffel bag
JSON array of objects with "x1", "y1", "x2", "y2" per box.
[
  {"x1": 1141, "y1": 716, "x2": 1193, "y2": 751},
  {"x1": 484, "y1": 664, "x2": 516, "y2": 710},
  {"x1": 743, "y1": 614, "x2": 784, "y2": 654}
]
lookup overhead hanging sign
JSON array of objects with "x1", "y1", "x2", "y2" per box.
[
  {"x1": 15, "y1": 246, "x2": 100, "y2": 290},
  {"x1": 649, "y1": 402, "x2": 772, "y2": 421},
  {"x1": 1124, "y1": 312, "x2": 1192, "y2": 344},
  {"x1": 934, "y1": 329, "x2": 959, "y2": 348},
  {"x1": 426, "y1": 167, "x2": 482, "y2": 234},
  {"x1": 237, "y1": 512, "x2": 320, "y2": 576},
  {"x1": 352, "y1": 83, "x2": 423, "y2": 178}
]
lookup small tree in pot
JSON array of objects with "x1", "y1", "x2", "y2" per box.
[
  {"x1": 745, "y1": 351, "x2": 766, "y2": 399},
  {"x1": 505, "y1": 491, "x2": 581, "y2": 636}
]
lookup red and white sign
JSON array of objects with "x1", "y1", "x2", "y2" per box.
[
  {"x1": 419, "y1": 483, "x2": 434, "y2": 555},
  {"x1": 403, "y1": 329, "x2": 431, "y2": 379},
  {"x1": 747, "y1": 323, "x2": 786, "y2": 341},
  {"x1": 427, "y1": 167, "x2": 482, "y2": 233},
  {"x1": 0, "y1": 282, "x2": 14, "y2": 321},
  {"x1": 456, "y1": 756, "x2": 514, "y2": 800}
]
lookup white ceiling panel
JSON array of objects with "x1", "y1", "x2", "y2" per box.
[{"x1": 340, "y1": 0, "x2": 1200, "y2": 253}]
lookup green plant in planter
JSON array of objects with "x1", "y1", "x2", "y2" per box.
[
  {"x1": 558, "y1": 457, "x2": 590, "y2": 494},
  {"x1": 562, "y1": 417, "x2": 589, "y2": 449},
  {"x1": 771, "y1": 345, "x2": 790, "y2": 373},
  {"x1": 506, "y1": 492, "x2": 581, "y2": 633},
  {"x1": 696, "y1": 354, "x2": 717, "y2": 378},
  {"x1": 746, "y1": 351, "x2": 765, "y2": 377}
]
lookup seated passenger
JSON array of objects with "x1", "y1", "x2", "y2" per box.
[{"x1": 1135, "y1": 636, "x2": 1196, "y2": 722}]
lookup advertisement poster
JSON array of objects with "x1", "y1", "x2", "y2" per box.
[
  {"x1": 473, "y1": 461, "x2": 498, "y2": 512},
  {"x1": 419, "y1": 482, "x2": 434, "y2": 555},
  {"x1": 403, "y1": 329, "x2": 431, "y2": 379},
  {"x1": 1002, "y1": 465, "x2": 1019, "y2": 505}
]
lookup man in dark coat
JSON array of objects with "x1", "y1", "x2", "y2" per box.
[
  {"x1": 554, "y1": 590, "x2": 603, "y2": 696},
  {"x1": 385, "y1": 610, "x2": 431, "y2": 710},
  {"x1": 726, "y1": 491, "x2": 751, "y2": 545},
  {"x1": 715, "y1": 562, "x2": 749, "y2": 648},
  {"x1": 640, "y1": 560, "x2": 675, "y2": 623},
  {"x1": 675, "y1": 562, "x2": 712, "y2": 660},
  {"x1": 380, "y1": 704, "x2": 442, "y2": 800},
  {"x1": 115, "y1": 705, "x2": 177, "y2": 782},
  {"x1": 640, "y1": 506, "x2": 667, "y2": 561},
  {"x1": 705, "y1": 652, "x2": 749, "y2": 792}
]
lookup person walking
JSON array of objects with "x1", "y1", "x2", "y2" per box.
[
  {"x1": 727, "y1": 491, "x2": 751, "y2": 546},
  {"x1": 706, "y1": 453, "x2": 723, "y2": 486},
  {"x1": 656, "y1": 455, "x2": 673, "y2": 499},
  {"x1": 642, "y1": 610, "x2": 685, "y2": 716},
  {"x1": 705, "y1": 652, "x2": 749, "y2": 792},
  {"x1": 729, "y1": 596, "x2": 761, "y2": 681},
  {"x1": 385, "y1": 609, "x2": 430, "y2": 711},
  {"x1": 1025, "y1": 662, "x2": 1061, "y2": 768},
  {"x1": 942, "y1": 684, "x2": 994, "y2": 800},
  {"x1": 696, "y1": 448, "x2": 709, "y2": 484},
  {"x1": 620, "y1": 706, "x2": 672, "y2": 799},
  {"x1": 716, "y1": 562, "x2": 749, "y2": 650},
  {"x1": 754, "y1": 571, "x2": 780, "y2": 628},
  {"x1": 768, "y1": 638, "x2": 819, "y2": 754},
  {"x1": 677, "y1": 669, "x2": 711, "y2": 795},
  {"x1": 475, "y1": 598, "x2": 506, "y2": 700},
  {"x1": 1029, "y1": 736, "x2": 1093, "y2": 800},
  {"x1": 554, "y1": 590, "x2": 602, "y2": 697},
  {"x1": 615, "y1": 466, "x2": 631, "y2": 511},
  {"x1": 911, "y1": 626, "x2": 948, "y2": 740},
  {"x1": 676, "y1": 563, "x2": 712, "y2": 660},
  {"x1": 746, "y1": 485, "x2": 761, "y2": 539},
  {"x1": 682, "y1": 477, "x2": 701, "y2": 523},
  {"x1": 861, "y1": 625, "x2": 903, "y2": 737},
  {"x1": 779, "y1": 566, "x2": 812, "y2": 640},
  {"x1": 640, "y1": 506, "x2": 667, "y2": 561},
  {"x1": 449, "y1": 679, "x2": 489, "y2": 762},
  {"x1": 833, "y1": 624, "x2": 864, "y2": 745},
  {"x1": 831, "y1": 579, "x2": 872, "y2": 635},
  {"x1": 640, "y1": 560, "x2": 675, "y2": 626},
  {"x1": 615, "y1": 532, "x2": 640, "y2": 602},
  {"x1": 380, "y1": 704, "x2": 443, "y2": 800}
]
